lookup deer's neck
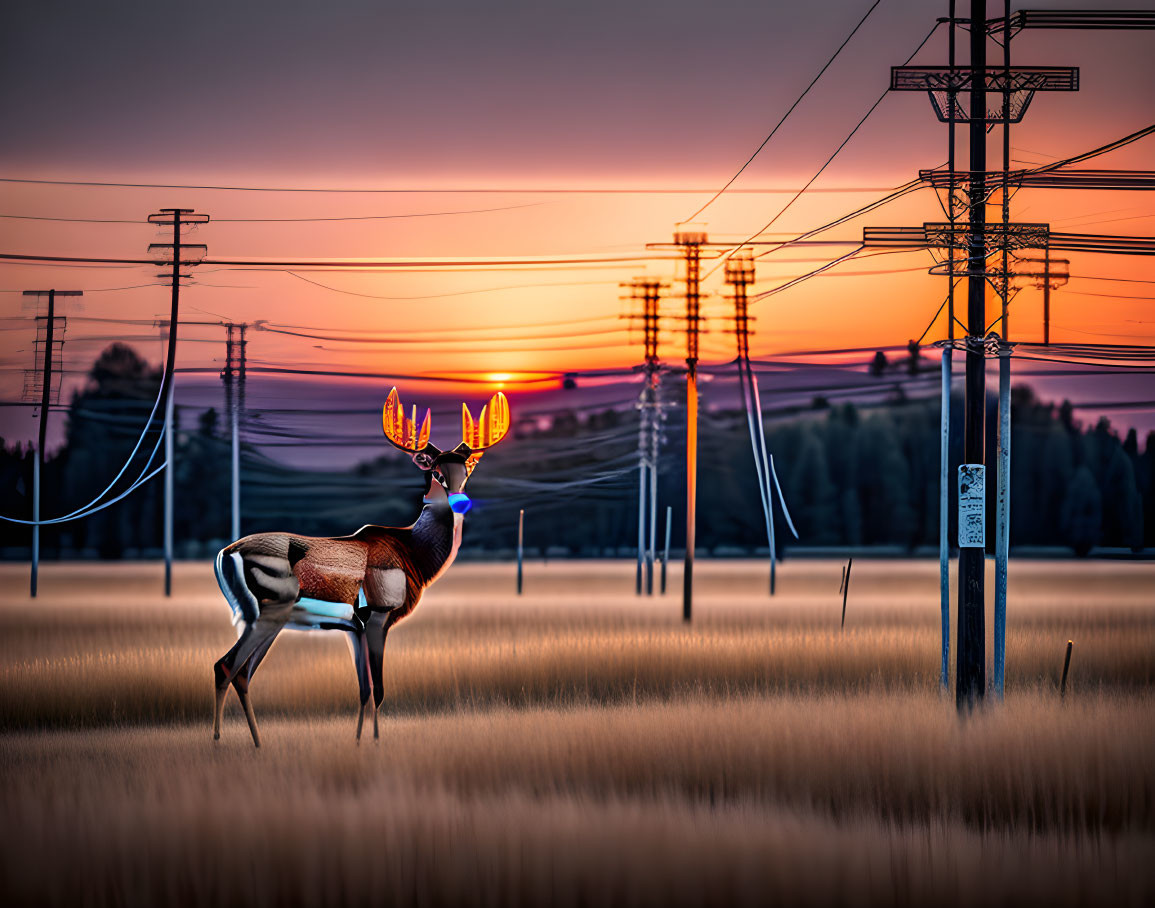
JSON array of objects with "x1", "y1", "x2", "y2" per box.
[{"x1": 410, "y1": 502, "x2": 463, "y2": 587}]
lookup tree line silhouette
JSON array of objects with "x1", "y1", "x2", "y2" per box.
[{"x1": 1, "y1": 343, "x2": 1149, "y2": 559}]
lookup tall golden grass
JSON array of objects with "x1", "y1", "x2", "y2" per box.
[
  {"x1": 3, "y1": 713, "x2": 1152, "y2": 908},
  {"x1": 2, "y1": 560, "x2": 1152, "y2": 728},
  {"x1": 1, "y1": 560, "x2": 1153, "y2": 906}
]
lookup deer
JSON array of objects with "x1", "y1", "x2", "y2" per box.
[{"x1": 212, "y1": 386, "x2": 510, "y2": 747}]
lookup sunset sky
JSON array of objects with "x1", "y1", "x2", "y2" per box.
[{"x1": 1, "y1": 0, "x2": 1152, "y2": 456}]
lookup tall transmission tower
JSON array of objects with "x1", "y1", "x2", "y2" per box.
[
  {"x1": 148, "y1": 208, "x2": 209, "y2": 596},
  {"x1": 623, "y1": 279, "x2": 666, "y2": 596},
  {"x1": 22, "y1": 289, "x2": 81, "y2": 597},
  {"x1": 725, "y1": 252, "x2": 779, "y2": 595},
  {"x1": 221, "y1": 323, "x2": 248, "y2": 542},
  {"x1": 674, "y1": 226, "x2": 706, "y2": 622}
]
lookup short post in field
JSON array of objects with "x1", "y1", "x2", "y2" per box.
[
  {"x1": 661, "y1": 505, "x2": 672, "y2": 595},
  {"x1": 1060, "y1": 639, "x2": 1074, "y2": 699},
  {"x1": 840, "y1": 557, "x2": 853, "y2": 630},
  {"x1": 647, "y1": 465, "x2": 657, "y2": 596},
  {"x1": 516, "y1": 508, "x2": 524, "y2": 595},
  {"x1": 636, "y1": 459, "x2": 645, "y2": 596}
]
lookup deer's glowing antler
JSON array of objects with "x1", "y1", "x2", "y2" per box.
[
  {"x1": 461, "y1": 392, "x2": 510, "y2": 452},
  {"x1": 382, "y1": 387, "x2": 432, "y2": 453}
]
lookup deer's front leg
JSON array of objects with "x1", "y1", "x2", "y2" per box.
[
  {"x1": 345, "y1": 630, "x2": 372, "y2": 742},
  {"x1": 365, "y1": 611, "x2": 390, "y2": 741}
]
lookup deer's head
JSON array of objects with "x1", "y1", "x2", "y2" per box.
[{"x1": 382, "y1": 387, "x2": 510, "y2": 514}]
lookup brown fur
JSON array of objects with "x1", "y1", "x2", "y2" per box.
[{"x1": 224, "y1": 525, "x2": 432, "y2": 620}]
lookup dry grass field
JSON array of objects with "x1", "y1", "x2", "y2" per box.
[{"x1": 1, "y1": 558, "x2": 1153, "y2": 907}]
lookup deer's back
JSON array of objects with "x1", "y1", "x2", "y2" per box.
[{"x1": 219, "y1": 527, "x2": 422, "y2": 618}]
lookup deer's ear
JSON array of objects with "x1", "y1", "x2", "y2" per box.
[{"x1": 412, "y1": 450, "x2": 436, "y2": 471}]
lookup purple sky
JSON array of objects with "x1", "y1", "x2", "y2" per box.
[{"x1": 1, "y1": 0, "x2": 1152, "y2": 456}]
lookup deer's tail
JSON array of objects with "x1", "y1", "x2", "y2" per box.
[{"x1": 215, "y1": 547, "x2": 260, "y2": 628}]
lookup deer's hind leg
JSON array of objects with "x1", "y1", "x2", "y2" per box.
[
  {"x1": 365, "y1": 612, "x2": 391, "y2": 741},
  {"x1": 214, "y1": 622, "x2": 256, "y2": 740},
  {"x1": 230, "y1": 619, "x2": 287, "y2": 748},
  {"x1": 214, "y1": 616, "x2": 284, "y2": 747}
]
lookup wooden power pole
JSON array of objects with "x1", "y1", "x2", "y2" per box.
[
  {"x1": 22, "y1": 289, "x2": 80, "y2": 597},
  {"x1": 674, "y1": 226, "x2": 706, "y2": 623},
  {"x1": 148, "y1": 208, "x2": 209, "y2": 596}
]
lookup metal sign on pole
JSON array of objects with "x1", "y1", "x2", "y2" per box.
[{"x1": 958, "y1": 464, "x2": 986, "y2": 548}]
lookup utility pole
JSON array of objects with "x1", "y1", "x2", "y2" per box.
[
  {"x1": 22, "y1": 289, "x2": 80, "y2": 597},
  {"x1": 148, "y1": 208, "x2": 209, "y2": 596},
  {"x1": 938, "y1": 0, "x2": 960, "y2": 691},
  {"x1": 993, "y1": 0, "x2": 1015, "y2": 700},
  {"x1": 1043, "y1": 251, "x2": 1050, "y2": 345},
  {"x1": 1016, "y1": 252, "x2": 1068, "y2": 345},
  {"x1": 221, "y1": 323, "x2": 247, "y2": 541},
  {"x1": 725, "y1": 252, "x2": 778, "y2": 595},
  {"x1": 1008, "y1": 254, "x2": 1068, "y2": 344},
  {"x1": 623, "y1": 279, "x2": 665, "y2": 596},
  {"x1": 674, "y1": 226, "x2": 706, "y2": 622},
  {"x1": 956, "y1": 0, "x2": 990, "y2": 709},
  {"x1": 867, "y1": 0, "x2": 1078, "y2": 708}
]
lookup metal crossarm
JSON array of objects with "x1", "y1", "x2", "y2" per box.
[
  {"x1": 990, "y1": 10, "x2": 1155, "y2": 35},
  {"x1": 924, "y1": 222, "x2": 1050, "y2": 251},
  {"x1": 891, "y1": 65, "x2": 1078, "y2": 122},
  {"x1": 864, "y1": 225, "x2": 1155, "y2": 257},
  {"x1": 864, "y1": 223, "x2": 1050, "y2": 253},
  {"x1": 919, "y1": 168, "x2": 1155, "y2": 190},
  {"x1": 891, "y1": 65, "x2": 1080, "y2": 92},
  {"x1": 148, "y1": 243, "x2": 208, "y2": 264},
  {"x1": 862, "y1": 226, "x2": 927, "y2": 248}
]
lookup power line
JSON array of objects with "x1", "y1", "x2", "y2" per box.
[
  {"x1": 0, "y1": 251, "x2": 670, "y2": 269},
  {"x1": 282, "y1": 271, "x2": 620, "y2": 301},
  {"x1": 0, "y1": 203, "x2": 543, "y2": 224},
  {"x1": 750, "y1": 246, "x2": 868, "y2": 300},
  {"x1": 258, "y1": 325, "x2": 625, "y2": 345},
  {"x1": 741, "y1": 22, "x2": 942, "y2": 253},
  {"x1": 684, "y1": 0, "x2": 884, "y2": 222},
  {"x1": 0, "y1": 177, "x2": 899, "y2": 194},
  {"x1": 260, "y1": 315, "x2": 618, "y2": 335}
]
